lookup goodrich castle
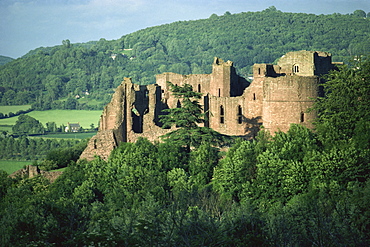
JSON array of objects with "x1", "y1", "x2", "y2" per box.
[{"x1": 80, "y1": 50, "x2": 337, "y2": 160}]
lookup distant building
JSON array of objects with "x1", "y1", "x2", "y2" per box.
[{"x1": 65, "y1": 122, "x2": 81, "y2": 132}]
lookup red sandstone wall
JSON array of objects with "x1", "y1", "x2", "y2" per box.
[
  {"x1": 262, "y1": 75, "x2": 319, "y2": 133},
  {"x1": 80, "y1": 52, "x2": 332, "y2": 161}
]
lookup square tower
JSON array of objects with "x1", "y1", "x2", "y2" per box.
[{"x1": 210, "y1": 57, "x2": 233, "y2": 97}]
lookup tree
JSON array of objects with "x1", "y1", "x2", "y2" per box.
[
  {"x1": 313, "y1": 57, "x2": 370, "y2": 146},
  {"x1": 62, "y1": 39, "x2": 71, "y2": 48},
  {"x1": 353, "y1": 10, "x2": 366, "y2": 18},
  {"x1": 46, "y1": 122, "x2": 57, "y2": 132},
  {"x1": 65, "y1": 97, "x2": 78, "y2": 110},
  {"x1": 45, "y1": 142, "x2": 87, "y2": 168},
  {"x1": 160, "y1": 83, "x2": 204, "y2": 129},
  {"x1": 188, "y1": 142, "x2": 219, "y2": 188},
  {"x1": 12, "y1": 115, "x2": 44, "y2": 135},
  {"x1": 160, "y1": 82, "x2": 231, "y2": 151},
  {"x1": 212, "y1": 139, "x2": 257, "y2": 202}
]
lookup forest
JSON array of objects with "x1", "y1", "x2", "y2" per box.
[
  {"x1": 0, "y1": 8, "x2": 369, "y2": 110},
  {"x1": 0, "y1": 54, "x2": 369, "y2": 246}
]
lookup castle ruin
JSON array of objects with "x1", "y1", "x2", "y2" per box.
[{"x1": 80, "y1": 50, "x2": 337, "y2": 160}]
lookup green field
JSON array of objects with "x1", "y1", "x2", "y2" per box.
[
  {"x1": 32, "y1": 132, "x2": 97, "y2": 139},
  {"x1": 0, "y1": 109, "x2": 102, "y2": 129},
  {"x1": 0, "y1": 160, "x2": 32, "y2": 174},
  {"x1": 0, "y1": 125, "x2": 12, "y2": 133},
  {"x1": 0, "y1": 105, "x2": 31, "y2": 114}
]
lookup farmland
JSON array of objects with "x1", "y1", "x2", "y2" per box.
[
  {"x1": 31, "y1": 132, "x2": 97, "y2": 139},
  {"x1": 0, "y1": 109, "x2": 102, "y2": 131},
  {"x1": 0, "y1": 160, "x2": 32, "y2": 174},
  {"x1": 0, "y1": 105, "x2": 32, "y2": 114}
]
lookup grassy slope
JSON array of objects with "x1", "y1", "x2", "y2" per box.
[
  {"x1": 0, "y1": 160, "x2": 32, "y2": 174},
  {"x1": 0, "y1": 105, "x2": 32, "y2": 114},
  {"x1": 30, "y1": 132, "x2": 97, "y2": 139},
  {"x1": 0, "y1": 110, "x2": 101, "y2": 129}
]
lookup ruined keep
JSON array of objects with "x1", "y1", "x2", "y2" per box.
[{"x1": 80, "y1": 50, "x2": 337, "y2": 161}]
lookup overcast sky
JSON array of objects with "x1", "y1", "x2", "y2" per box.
[{"x1": 1, "y1": 0, "x2": 369, "y2": 58}]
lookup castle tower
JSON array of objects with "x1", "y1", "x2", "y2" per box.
[
  {"x1": 210, "y1": 57, "x2": 233, "y2": 97},
  {"x1": 261, "y1": 51, "x2": 331, "y2": 133}
]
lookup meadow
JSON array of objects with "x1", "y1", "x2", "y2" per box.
[
  {"x1": 0, "y1": 105, "x2": 32, "y2": 114},
  {"x1": 31, "y1": 132, "x2": 97, "y2": 139},
  {"x1": 0, "y1": 160, "x2": 32, "y2": 174},
  {"x1": 0, "y1": 109, "x2": 102, "y2": 130}
]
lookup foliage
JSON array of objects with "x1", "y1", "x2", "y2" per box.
[
  {"x1": 0, "y1": 122, "x2": 369, "y2": 245},
  {"x1": 314, "y1": 56, "x2": 370, "y2": 146},
  {"x1": 0, "y1": 55, "x2": 13, "y2": 66},
  {"x1": 160, "y1": 82, "x2": 205, "y2": 130},
  {"x1": 213, "y1": 139, "x2": 258, "y2": 202},
  {"x1": 44, "y1": 141, "x2": 87, "y2": 168},
  {"x1": 12, "y1": 114, "x2": 44, "y2": 135},
  {"x1": 0, "y1": 135, "x2": 84, "y2": 161},
  {"x1": 160, "y1": 82, "x2": 232, "y2": 150}
]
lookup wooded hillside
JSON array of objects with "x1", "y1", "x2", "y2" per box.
[
  {"x1": 0, "y1": 56, "x2": 13, "y2": 66},
  {"x1": 0, "y1": 8, "x2": 369, "y2": 109}
]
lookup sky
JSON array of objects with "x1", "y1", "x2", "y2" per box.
[{"x1": 1, "y1": 0, "x2": 369, "y2": 58}]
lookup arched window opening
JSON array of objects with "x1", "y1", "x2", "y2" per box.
[
  {"x1": 237, "y1": 105, "x2": 243, "y2": 124},
  {"x1": 220, "y1": 105, "x2": 225, "y2": 124},
  {"x1": 198, "y1": 84, "x2": 201, "y2": 93},
  {"x1": 294, "y1": 65, "x2": 299, "y2": 73},
  {"x1": 300, "y1": 112, "x2": 305, "y2": 123}
]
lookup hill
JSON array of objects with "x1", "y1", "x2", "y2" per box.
[
  {"x1": 0, "y1": 9, "x2": 369, "y2": 110},
  {"x1": 0, "y1": 55, "x2": 14, "y2": 66}
]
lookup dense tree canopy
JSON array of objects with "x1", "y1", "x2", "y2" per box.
[
  {"x1": 12, "y1": 114, "x2": 44, "y2": 135},
  {"x1": 0, "y1": 55, "x2": 13, "y2": 66},
  {"x1": 313, "y1": 56, "x2": 370, "y2": 147}
]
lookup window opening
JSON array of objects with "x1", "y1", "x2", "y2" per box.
[
  {"x1": 253, "y1": 93, "x2": 256, "y2": 101},
  {"x1": 220, "y1": 105, "x2": 224, "y2": 124},
  {"x1": 198, "y1": 84, "x2": 201, "y2": 93},
  {"x1": 238, "y1": 105, "x2": 243, "y2": 124},
  {"x1": 218, "y1": 88, "x2": 221, "y2": 97},
  {"x1": 258, "y1": 68, "x2": 261, "y2": 75},
  {"x1": 300, "y1": 112, "x2": 305, "y2": 123},
  {"x1": 294, "y1": 65, "x2": 299, "y2": 73}
]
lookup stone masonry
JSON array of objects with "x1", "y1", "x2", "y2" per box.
[{"x1": 80, "y1": 50, "x2": 337, "y2": 161}]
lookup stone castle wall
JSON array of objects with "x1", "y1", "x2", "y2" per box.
[
  {"x1": 10, "y1": 165, "x2": 63, "y2": 183},
  {"x1": 80, "y1": 50, "x2": 337, "y2": 161}
]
